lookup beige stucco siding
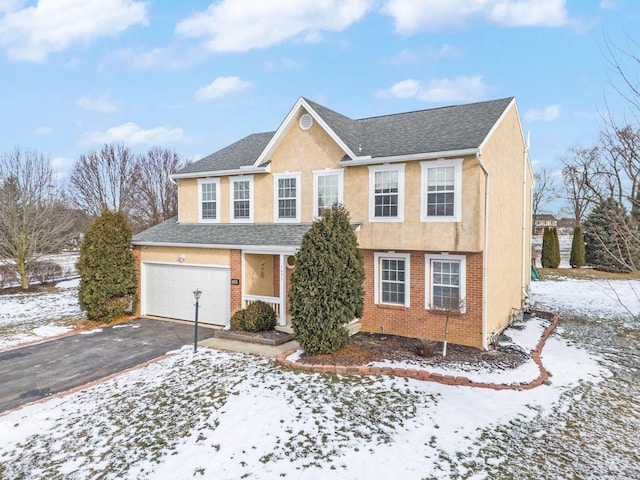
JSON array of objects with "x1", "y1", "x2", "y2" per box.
[
  {"x1": 141, "y1": 246, "x2": 230, "y2": 266},
  {"x1": 480, "y1": 104, "x2": 530, "y2": 340},
  {"x1": 350, "y1": 157, "x2": 485, "y2": 252}
]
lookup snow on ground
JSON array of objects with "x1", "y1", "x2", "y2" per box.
[
  {"x1": 0, "y1": 273, "x2": 632, "y2": 479},
  {"x1": 0, "y1": 277, "x2": 82, "y2": 350}
]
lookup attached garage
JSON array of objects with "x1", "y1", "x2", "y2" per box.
[{"x1": 142, "y1": 262, "x2": 230, "y2": 326}]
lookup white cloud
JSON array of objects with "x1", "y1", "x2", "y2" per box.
[
  {"x1": 600, "y1": 0, "x2": 616, "y2": 9},
  {"x1": 50, "y1": 156, "x2": 75, "y2": 179},
  {"x1": 525, "y1": 105, "x2": 561, "y2": 122},
  {"x1": 175, "y1": 0, "x2": 371, "y2": 52},
  {"x1": 0, "y1": 0, "x2": 148, "y2": 62},
  {"x1": 80, "y1": 122, "x2": 187, "y2": 146},
  {"x1": 381, "y1": 0, "x2": 569, "y2": 33},
  {"x1": 381, "y1": 44, "x2": 463, "y2": 65},
  {"x1": 265, "y1": 57, "x2": 303, "y2": 71},
  {"x1": 33, "y1": 126, "x2": 54, "y2": 135},
  {"x1": 375, "y1": 76, "x2": 488, "y2": 103},
  {"x1": 77, "y1": 95, "x2": 118, "y2": 113},
  {"x1": 194, "y1": 76, "x2": 252, "y2": 102}
]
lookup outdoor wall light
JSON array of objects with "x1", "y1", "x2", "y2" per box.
[{"x1": 178, "y1": 255, "x2": 185, "y2": 262}]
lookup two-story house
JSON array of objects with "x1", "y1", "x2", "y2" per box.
[{"x1": 132, "y1": 96, "x2": 533, "y2": 350}]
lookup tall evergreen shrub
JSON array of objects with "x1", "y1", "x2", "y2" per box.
[
  {"x1": 569, "y1": 225, "x2": 586, "y2": 268},
  {"x1": 541, "y1": 226, "x2": 560, "y2": 268},
  {"x1": 584, "y1": 197, "x2": 638, "y2": 272},
  {"x1": 77, "y1": 210, "x2": 138, "y2": 322},
  {"x1": 289, "y1": 205, "x2": 364, "y2": 355}
]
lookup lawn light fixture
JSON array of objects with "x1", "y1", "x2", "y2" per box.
[{"x1": 193, "y1": 289, "x2": 202, "y2": 352}]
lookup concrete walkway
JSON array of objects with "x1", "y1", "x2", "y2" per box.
[{"x1": 199, "y1": 336, "x2": 299, "y2": 357}]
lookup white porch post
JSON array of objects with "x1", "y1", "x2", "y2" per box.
[{"x1": 279, "y1": 253, "x2": 286, "y2": 325}]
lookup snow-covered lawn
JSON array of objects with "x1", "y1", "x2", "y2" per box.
[{"x1": 0, "y1": 275, "x2": 637, "y2": 479}]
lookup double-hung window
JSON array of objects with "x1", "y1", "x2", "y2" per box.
[
  {"x1": 368, "y1": 164, "x2": 405, "y2": 222},
  {"x1": 425, "y1": 254, "x2": 466, "y2": 312},
  {"x1": 198, "y1": 178, "x2": 220, "y2": 223},
  {"x1": 313, "y1": 169, "x2": 344, "y2": 217},
  {"x1": 274, "y1": 173, "x2": 301, "y2": 222},
  {"x1": 230, "y1": 176, "x2": 253, "y2": 223},
  {"x1": 374, "y1": 252, "x2": 410, "y2": 307},
  {"x1": 421, "y1": 159, "x2": 462, "y2": 222}
]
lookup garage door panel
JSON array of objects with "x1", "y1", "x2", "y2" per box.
[{"x1": 143, "y1": 263, "x2": 229, "y2": 326}]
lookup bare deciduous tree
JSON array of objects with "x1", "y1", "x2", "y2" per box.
[
  {"x1": 69, "y1": 144, "x2": 138, "y2": 217},
  {"x1": 0, "y1": 149, "x2": 75, "y2": 289},
  {"x1": 532, "y1": 168, "x2": 560, "y2": 228},
  {"x1": 131, "y1": 148, "x2": 185, "y2": 232},
  {"x1": 561, "y1": 146, "x2": 603, "y2": 224}
]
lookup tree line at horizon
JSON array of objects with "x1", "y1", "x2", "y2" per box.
[{"x1": 0, "y1": 144, "x2": 187, "y2": 290}]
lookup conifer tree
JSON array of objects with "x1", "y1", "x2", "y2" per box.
[
  {"x1": 551, "y1": 226, "x2": 561, "y2": 268},
  {"x1": 289, "y1": 205, "x2": 364, "y2": 355},
  {"x1": 77, "y1": 210, "x2": 138, "y2": 322},
  {"x1": 570, "y1": 225, "x2": 586, "y2": 268},
  {"x1": 584, "y1": 197, "x2": 637, "y2": 272}
]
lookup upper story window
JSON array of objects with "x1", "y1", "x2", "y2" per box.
[
  {"x1": 198, "y1": 178, "x2": 220, "y2": 223},
  {"x1": 421, "y1": 159, "x2": 463, "y2": 222},
  {"x1": 230, "y1": 175, "x2": 253, "y2": 223},
  {"x1": 425, "y1": 253, "x2": 466, "y2": 313},
  {"x1": 374, "y1": 252, "x2": 410, "y2": 307},
  {"x1": 313, "y1": 168, "x2": 344, "y2": 217},
  {"x1": 274, "y1": 172, "x2": 301, "y2": 223},
  {"x1": 368, "y1": 164, "x2": 405, "y2": 222}
]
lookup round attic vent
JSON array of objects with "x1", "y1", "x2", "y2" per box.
[{"x1": 299, "y1": 113, "x2": 313, "y2": 131}]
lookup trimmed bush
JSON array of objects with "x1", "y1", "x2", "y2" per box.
[
  {"x1": 230, "y1": 309, "x2": 246, "y2": 331},
  {"x1": 289, "y1": 205, "x2": 364, "y2": 355},
  {"x1": 0, "y1": 264, "x2": 17, "y2": 289},
  {"x1": 27, "y1": 261, "x2": 63, "y2": 285},
  {"x1": 569, "y1": 225, "x2": 586, "y2": 268},
  {"x1": 77, "y1": 210, "x2": 137, "y2": 322},
  {"x1": 541, "y1": 226, "x2": 560, "y2": 268},
  {"x1": 243, "y1": 301, "x2": 277, "y2": 332}
]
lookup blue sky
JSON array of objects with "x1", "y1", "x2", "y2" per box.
[{"x1": 1, "y1": 0, "x2": 638, "y2": 209}]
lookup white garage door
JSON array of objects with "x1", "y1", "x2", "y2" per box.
[{"x1": 142, "y1": 263, "x2": 230, "y2": 326}]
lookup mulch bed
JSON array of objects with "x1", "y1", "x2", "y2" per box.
[{"x1": 297, "y1": 332, "x2": 530, "y2": 370}]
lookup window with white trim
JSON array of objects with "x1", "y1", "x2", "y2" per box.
[
  {"x1": 421, "y1": 159, "x2": 463, "y2": 222},
  {"x1": 313, "y1": 169, "x2": 344, "y2": 217},
  {"x1": 425, "y1": 254, "x2": 466, "y2": 313},
  {"x1": 198, "y1": 178, "x2": 220, "y2": 223},
  {"x1": 274, "y1": 173, "x2": 301, "y2": 222},
  {"x1": 368, "y1": 164, "x2": 405, "y2": 222},
  {"x1": 230, "y1": 176, "x2": 253, "y2": 222},
  {"x1": 374, "y1": 252, "x2": 410, "y2": 307}
]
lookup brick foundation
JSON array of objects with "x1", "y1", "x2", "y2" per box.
[{"x1": 359, "y1": 249, "x2": 484, "y2": 349}]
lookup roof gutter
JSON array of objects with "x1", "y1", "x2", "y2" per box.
[
  {"x1": 476, "y1": 150, "x2": 490, "y2": 350},
  {"x1": 171, "y1": 165, "x2": 270, "y2": 181},
  {"x1": 341, "y1": 148, "x2": 478, "y2": 167},
  {"x1": 133, "y1": 241, "x2": 299, "y2": 254}
]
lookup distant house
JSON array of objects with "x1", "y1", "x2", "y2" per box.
[
  {"x1": 534, "y1": 214, "x2": 558, "y2": 235},
  {"x1": 132, "y1": 96, "x2": 533, "y2": 350}
]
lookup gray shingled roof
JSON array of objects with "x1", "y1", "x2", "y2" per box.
[
  {"x1": 176, "y1": 131, "x2": 274, "y2": 175},
  {"x1": 175, "y1": 97, "x2": 514, "y2": 175},
  {"x1": 133, "y1": 217, "x2": 312, "y2": 247}
]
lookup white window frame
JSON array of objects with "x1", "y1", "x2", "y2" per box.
[
  {"x1": 368, "y1": 164, "x2": 405, "y2": 222},
  {"x1": 374, "y1": 252, "x2": 410, "y2": 307},
  {"x1": 420, "y1": 158, "x2": 463, "y2": 222},
  {"x1": 198, "y1": 178, "x2": 220, "y2": 223},
  {"x1": 312, "y1": 168, "x2": 344, "y2": 218},
  {"x1": 273, "y1": 172, "x2": 301, "y2": 223},
  {"x1": 425, "y1": 253, "x2": 466, "y2": 313},
  {"x1": 230, "y1": 175, "x2": 254, "y2": 223}
]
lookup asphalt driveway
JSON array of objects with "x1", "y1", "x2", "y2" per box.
[{"x1": 0, "y1": 318, "x2": 216, "y2": 412}]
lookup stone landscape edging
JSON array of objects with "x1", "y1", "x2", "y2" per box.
[{"x1": 275, "y1": 313, "x2": 560, "y2": 391}]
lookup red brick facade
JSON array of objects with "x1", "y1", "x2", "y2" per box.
[
  {"x1": 359, "y1": 249, "x2": 484, "y2": 349},
  {"x1": 230, "y1": 249, "x2": 243, "y2": 315}
]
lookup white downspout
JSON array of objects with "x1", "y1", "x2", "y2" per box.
[
  {"x1": 476, "y1": 151, "x2": 490, "y2": 350},
  {"x1": 522, "y1": 134, "x2": 530, "y2": 306}
]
